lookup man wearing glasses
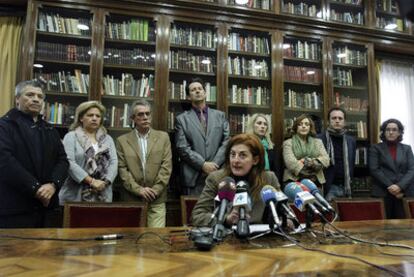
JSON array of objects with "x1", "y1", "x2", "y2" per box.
[{"x1": 116, "y1": 99, "x2": 172, "y2": 227}]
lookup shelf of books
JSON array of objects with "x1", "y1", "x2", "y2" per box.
[
  {"x1": 281, "y1": 0, "x2": 322, "y2": 19},
  {"x1": 282, "y1": 35, "x2": 324, "y2": 135},
  {"x1": 375, "y1": 0, "x2": 407, "y2": 32},
  {"x1": 167, "y1": 21, "x2": 218, "y2": 132},
  {"x1": 101, "y1": 13, "x2": 156, "y2": 133},
  {"x1": 327, "y1": 0, "x2": 365, "y2": 26},
  {"x1": 224, "y1": 0, "x2": 272, "y2": 11},
  {"x1": 34, "y1": 5, "x2": 92, "y2": 132},
  {"x1": 227, "y1": 28, "x2": 271, "y2": 135}
]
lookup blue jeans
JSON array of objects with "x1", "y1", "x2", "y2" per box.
[{"x1": 326, "y1": 184, "x2": 346, "y2": 202}]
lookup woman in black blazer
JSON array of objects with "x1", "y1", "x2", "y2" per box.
[{"x1": 369, "y1": 118, "x2": 414, "y2": 219}]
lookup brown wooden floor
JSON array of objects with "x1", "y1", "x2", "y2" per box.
[{"x1": 1, "y1": 220, "x2": 414, "y2": 276}]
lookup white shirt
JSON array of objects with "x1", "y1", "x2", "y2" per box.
[{"x1": 135, "y1": 128, "x2": 150, "y2": 172}]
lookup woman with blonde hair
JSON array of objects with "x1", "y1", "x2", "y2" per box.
[
  {"x1": 59, "y1": 101, "x2": 118, "y2": 204},
  {"x1": 246, "y1": 114, "x2": 280, "y2": 178},
  {"x1": 282, "y1": 114, "x2": 329, "y2": 188}
]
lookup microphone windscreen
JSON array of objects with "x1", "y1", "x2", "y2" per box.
[
  {"x1": 283, "y1": 182, "x2": 304, "y2": 201},
  {"x1": 218, "y1": 177, "x2": 236, "y2": 201},
  {"x1": 300, "y1": 179, "x2": 319, "y2": 194},
  {"x1": 260, "y1": 185, "x2": 276, "y2": 204}
]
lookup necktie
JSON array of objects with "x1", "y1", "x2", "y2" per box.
[{"x1": 200, "y1": 109, "x2": 207, "y2": 134}]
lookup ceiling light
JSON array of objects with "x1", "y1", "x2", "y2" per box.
[
  {"x1": 33, "y1": 63, "x2": 43, "y2": 68},
  {"x1": 384, "y1": 23, "x2": 397, "y2": 30},
  {"x1": 236, "y1": 0, "x2": 249, "y2": 4},
  {"x1": 77, "y1": 24, "x2": 89, "y2": 31}
]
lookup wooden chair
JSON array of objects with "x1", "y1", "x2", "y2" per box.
[
  {"x1": 63, "y1": 202, "x2": 147, "y2": 228},
  {"x1": 403, "y1": 198, "x2": 414, "y2": 219},
  {"x1": 333, "y1": 198, "x2": 385, "y2": 221},
  {"x1": 180, "y1": 196, "x2": 199, "y2": 226}
]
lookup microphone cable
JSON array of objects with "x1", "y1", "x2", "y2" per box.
[{"x1": 0, "y1": 233, "x2": 125, "y2": 241}]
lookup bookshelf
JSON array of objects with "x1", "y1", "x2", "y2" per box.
[
  {"x1": 282, "y1": 34, "x2": 325, "y2": 135},
  {"x1": 375, "y1": 0, "x2": 407, "y2": 32},
  {"x1": 225, "y1": 0, "x2": 272, "y2": 11},
  {"x1": 167, "y1": 21, "x2": 218, "y2": 131},
  {"x1": 227, "y1": 28, "x2": 272, "y2": 134},
  {"x1": 102, "y1": 13, "x2": 156, "y2": 132},
  {"x1": 34, "y1": 5, "x2": 92, "y2": 129},
  {"x1": 328, "y1": 0, "x2": 366, "y2": 26}
]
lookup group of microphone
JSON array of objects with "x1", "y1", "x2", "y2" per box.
[{"x1": 193, "y1": 177, "x2": 336, "y2": 250}]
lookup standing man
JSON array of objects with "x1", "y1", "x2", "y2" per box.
[
  {"x1": 318, "y1": 107, "x2": 356, "y2": 201},
  {"x1": 0, "y1": 80, "x2": 68, "y2": 228},
  {"x1": 116, "y1": 100, "x2": 172, "y2": 227},
  {"x1": 175, "y1": 77, "x2": 230, "y2": 195}
]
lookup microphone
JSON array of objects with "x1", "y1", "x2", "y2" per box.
[
  {"x1": 260, "y1": 185, "x2": 281, "y2": 228},
  {"x1": 296, "y1": 182, "x2": 328, "y2": 213},
  {"x1": 301, "y1": 179, "x2": 335, "y2": 212},
  {"x1": 212, "y1": 177, "x2": 236, "y2": 241},
  {"x1": 284, "y1": 182, "x2": 320, "y2": 215},
  {"x1": 274, "y1": 190, "x2": 298, "y2": 220},
  {"x1": 233, "y1": 180, "x2": 251, "y2": 238}
]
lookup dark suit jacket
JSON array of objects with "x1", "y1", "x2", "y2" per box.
[
  {"x1": 0, "y1": 108, "x2": 68, "y2": 216},
  {"x1": 369, "y1": 142, "x2": 414, "y2": 197},
  {"x1": 318, "y1": 132, "x2": 356, "y2": 190},
  {"x1": 175, "y1": 108, "x2": 229, "y2": 188}
]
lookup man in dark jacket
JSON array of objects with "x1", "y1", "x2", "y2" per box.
[
  {"x1": 0, "y1": 80, "x2": 68, "y2": 228},
  {"x1": 318, "y1": 107, "x2": 356, "y2": 201}
]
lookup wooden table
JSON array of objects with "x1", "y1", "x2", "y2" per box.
[{"x1": 1, "y1": 220, "x2": 414, "y2": 276}]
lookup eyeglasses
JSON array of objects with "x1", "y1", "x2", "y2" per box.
[
  {"x1": 135, "y1": 112, "x2": 151, "y2": 117},
  {"x1": 385, "y1": 128, "x2": 399, "y2": 133}
]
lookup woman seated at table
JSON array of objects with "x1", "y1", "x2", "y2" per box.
[
  {"x1": 245, "y1": 113, "x2": 281, "y2": 180},
  {"x1": 282, "y1": 114, "x2": 329, "y2": 189},
  {"x1": 59, "y1": 101, "x2": 118, "y2": 204},
  {"x1": 191, "y1": 133, "x2": 281, "y2": 227},
  {"x1": 369, "y1": 118, "x2": 414, "y2": 219}
]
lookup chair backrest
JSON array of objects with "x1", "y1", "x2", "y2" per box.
[
  {"x1": 403, "y1": 198, "x2": 414, "y2": 219},
  {"x1": 333, "y1": 198, "x2": 385, "y2": 221},
  {"x1": 180, "y1": 196, "x2": 199, "y2": 226},
  {"x1": 63, "y1": 202, "x2": 147, "y2": 228}
]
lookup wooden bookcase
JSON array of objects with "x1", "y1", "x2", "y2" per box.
[{"x1": 19, "y1": 0, "x2": 414, "y2": 225}]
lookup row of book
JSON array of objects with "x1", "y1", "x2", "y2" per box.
[
  {"x1": 169, "y1": 50, "x2": 215, "y2": 73},
  {"x1": 105, "y1": 104, "x2": 131, "y2": 128},
  {"x1": 36, "y1": 42, "x2": 90, "y2": 62},
  {"x1": 228, "y1": 57, "x2": 269, "y2": 78},
  {"x1": 334, "y1": 92, "x2": 368, "y2": 112},
  {"x1": 331, "y1": 0, "x2": 362, "y2": 5},
  {"x1": 376, "y1": 0, "x2": 399, "y2": 13},
  {"x1": 35, "y1": 70, "x2": 89, "y2": 94},
  {"x1": 348, "y1": 120, "x2": 368, "y2": 139},
  {"x1": 169, "y1": 81, "x2": 217, "y2": 102},
  {"x1": 330, "y1": 11, "x2": 364, "y2": 25},
  {"x1": 284, "y1": 66, "x2": 322, "y2": 83},
  {"x1": 103, "y1": 48, "x2": 155, "y2": 67},
  {"x1": 282, "y1": 2, "x2": 320, "y2": 18},
  {"x1": 43, "y1": 102, "x2": 75, "y2": 125},
  {"x1": 333, "y1": 68, "x2": 353, "y2": 87},
  {"x1": 333, "y1": 46, "x2": 367, "y2": 66},
  {"x1": 355, "y1": 147, "x2": 368, "y2": 166},
  {"x1": 106, "y1": 19, "x2": 155, "y2": 41},
  {"x1": 102, "y1": 73, "x2": 154, "y2": 97},
  {"x1": 284, "y1": 89, "x2": 322, "y2": 110},
  {"x1": 376, "y1": 17, "x2": 404, "y2": 31},
  {"x1": 229, "y1": 85, "x2": 271, "y2": 106},
  {"x1": 351, "y1": 177, "x2": 370, "y2": 192},
  {"x1": 226, "y1": 0, "x2": 271, "y2": 10},
  {"x1": 37, "y1": 12, "x2": 91, "y2": 36},
  {"x1": 229, "y1": 113, "x2": 272, "y2": 134},
  {"x1": 170, "y1": 25, "x2": 217, "y2": 48},
  {"x1": 283, "y1": 40, "x2": 321, "y2": 61},
  {"x1": 228, "y1": 33, "x2": 270, "y2": 54}
]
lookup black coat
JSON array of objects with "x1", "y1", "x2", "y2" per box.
[{"x1": 0, "y1": 108, "x2": 68, "y2": 215}]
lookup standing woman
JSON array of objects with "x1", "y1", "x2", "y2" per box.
[
  {"x1": 246, "y1": 113, "x2": 281, "y2": 179},
  {"x1": 283, "y1": 114, "x2": 329, "y2": 188},
  {"x1": 59, "y1": 101, "x2": 118, "y2": 204},
  {"x1": 369, "y1": 119, "x2": 414, "y2": 219},
  {"x1": 191, "y1": 133, "x2": 281, "y2": 227}
]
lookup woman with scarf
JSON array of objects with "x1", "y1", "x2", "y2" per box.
[
  {"x1": 246, "y1": 113, "x2": 281, "y2": 180},
  {"x1": 59, "y1": 101, "x2": 118, "y2": 204},
  {"x1": 282, "y1": 114, "x2": 329, "y2": 189},
  {"x1": 369, "y1": 118, "x2": 414, "y2": 218},
  {"x1": 318, "y1": 107, "x2": 356, "y2": 201}
]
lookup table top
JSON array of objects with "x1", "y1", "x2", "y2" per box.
[{"x1": 1, "y1": 219, "x2": 414, "y2": 276}]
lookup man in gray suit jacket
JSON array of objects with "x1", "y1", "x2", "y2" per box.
[
  {"x1": 175, "y1": 78, "x2": 230, "y2": 195},
  {"x1": 369, "y1": 118, "x2": 414, "y2": 218}
]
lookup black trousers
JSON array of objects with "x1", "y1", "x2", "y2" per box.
[
  {"x1": 384, "y1": 194, "x2": 406, "y2": 219},
  {"x1": 0, "y1": 207, "x2": 63, "y2": 228}
]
